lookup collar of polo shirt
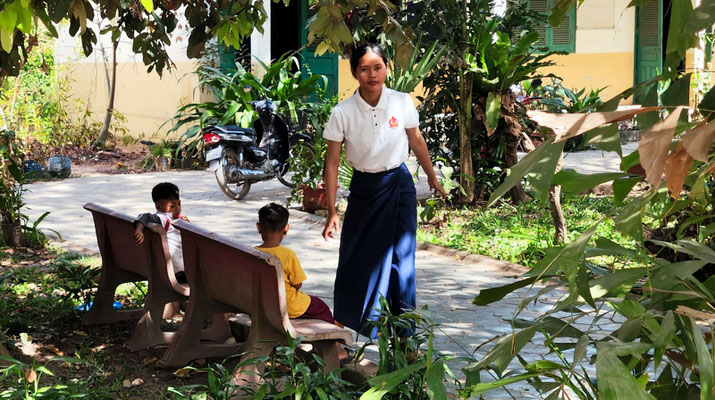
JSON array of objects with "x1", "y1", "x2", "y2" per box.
[{"x1": 354, "y1": 85, "x2": 389, "y2": 111}]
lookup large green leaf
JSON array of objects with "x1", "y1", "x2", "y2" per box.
[
  {"x1": 527, "y1": 140, "x2": 566, "y2": 202},
  {"x1": 699, "y1": 86, "x2": 715, "y2": 120},
  {"x1": 664, "y1": 1, "x2": 697, "y2": 76},
  {"x1": 690, "y1": 317, "x2": 714, "y2": 400},
  {"x1": 140, "y1": 0, "x2": 154, "y2": 14},
  {"x1": 587, "y1": 237, "x2": 639, "y2": 259},
  {"x1": 513, "y1": 316, "x2": 586, "y2": 339},
  {"x1": 560, "y1": 223, "x2": 600, "y2": 287},
  {"x1": 485, "y1": 92, "x2": 501, "y2": 136},
  {"x1": 473, "y1": 277, "x2": 538, "y2": 306},
  {"x1": 653, "y1": 311, "x2": 675, "y2": 370},
  {"x1": 488, "y1": 137, "x2": 559, "y2": 207},
  {"x1": 635, "y1": 84, "x2": 660, "y2": 130},
  {"x1": 425, "y1": 359, "x2": 448, "y2": 399},
  {"x1": 685, "y1": 0, "x2": 715, "y2": 35},
  {"x1": 614, "y1": 192, "x2": 653, "y2": 241},
  {"x1": 527, "y1": 246, "x2": 565, "y2": 278},
  {"x1": 588, "y1": 268, "x2": 648, "y2": 299},
  {"x1": 463, "y1": 327, "x2": 536, "y2": 376},
  {"x1": 548, "y1": 0, "x2": 578, "y2": 27},
  {"x1": 612, "y1": 176, "x2": 643, "y2": 207},
  {"x1": 552, "y1": 169, "x2": 626, "y2": 194},
  {"x1": 460, "y1": 372, "x2": 546, "y2": 397},
  {"x1": 661, "y1": 73, "x2": 692, "y2": 108},
  {"x1": 596, "y1": 342, "x2": 656, "y2": 400},
  {"x1": 585, "y1": 123, "x2": 622, "y2": 156},
  {"x1": 362, "y1": 363, "x2": 425, "y2": 400},
  {"x1": 649, "y1": 240, "x2": 715, "y2": 264}
]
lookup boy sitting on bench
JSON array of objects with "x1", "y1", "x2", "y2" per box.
[
  {"x1": 255, "y1": 203, "x2": 353, "y2": 361},
  {"x1": 132, "y1": 182, "x2": 233, "y2": 343}
]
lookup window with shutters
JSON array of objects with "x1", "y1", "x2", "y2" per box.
[{"x1": 526, "y1": 0, "x2": 576, "y2": 53}]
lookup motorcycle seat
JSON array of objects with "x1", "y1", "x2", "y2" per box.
[{"x1": 206, "y1": 125, "x2": 256, "y2": 136}]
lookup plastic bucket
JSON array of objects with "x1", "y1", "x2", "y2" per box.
[{"x1": 47, "y1": 156, "x2": 71, "y2": 178}]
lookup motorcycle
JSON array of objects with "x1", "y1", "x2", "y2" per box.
[{"x1": 203, "y1": 98, "x2": 315, "y2": 200}]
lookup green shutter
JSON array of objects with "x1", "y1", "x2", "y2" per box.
[
  {"x1": 526, "y1": 0, "x2": 576, "y2": 53},
  {"x1": 530, "y1": 0, "x2": 549, "y2": 48},
  {"x1": 549, "y1": 0, "x2": 575, "y2": 52}
]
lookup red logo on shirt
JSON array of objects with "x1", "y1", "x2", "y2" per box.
[{"x1": 389, "y1": 116, "x2": 398, "y2": 128}]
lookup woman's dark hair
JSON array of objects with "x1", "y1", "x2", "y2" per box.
[
  {"x1": 258, "y1": 202, "x2": 289, "y2": 233},
  {"x1": 350, "y1": 43, "x2": 389, "y2": 72},
  {"x1": 151, "y1": 182, "x2": 180, "y2": 202}
]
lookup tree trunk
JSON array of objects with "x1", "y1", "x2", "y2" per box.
[
  {"x1": 549, "y1": 154, "x2": 566, "y2": 244},
  {"x1": 93, "y1": 40, "x2": 118, "y2": 149},
  {"x1": 458, "y1": 0, "x2": 475, "y2": 204},
  {"x1": 504, "y1": 136, "x2": 527, "y2": 203}
]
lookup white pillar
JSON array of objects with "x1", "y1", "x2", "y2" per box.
[{"x1": 251, "y1": 1, "x2": 272, "y2": 75}]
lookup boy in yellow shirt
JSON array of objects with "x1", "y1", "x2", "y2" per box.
[{"x1": 255, "y1": 203, "x2": 350, "y2": 360}]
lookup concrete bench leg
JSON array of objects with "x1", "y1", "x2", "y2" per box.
[
  {"x1": 313, "y1": 340, "x2": 341, "y2": 376},
  {"x1": 128, "y1": 299, "x2": 175, "y2": 351},
  {"x1": 161, "y1": 293, "x2": 241, "y2": 366}
]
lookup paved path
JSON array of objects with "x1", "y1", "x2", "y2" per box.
[{"x1": 23, "y1": 149, "x2": 626, "y2": 398}]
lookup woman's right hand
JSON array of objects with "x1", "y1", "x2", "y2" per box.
[{"x1": 322, "y1": 212, "x2": 340, "y2": 240}]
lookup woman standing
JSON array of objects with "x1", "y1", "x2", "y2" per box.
[{"x1": 321, "y1": 44, "x2": 446, "y2": 337}]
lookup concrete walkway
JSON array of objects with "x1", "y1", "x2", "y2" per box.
[{"x1": 22, "y1": 149, "x2": 625, "y2": 398}]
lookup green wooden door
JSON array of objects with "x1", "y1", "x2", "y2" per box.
[
  {"x1": 634, "y1": 0, "x2": 662, "y2": 92},
  {"x1": 300, "y1": 0, "x2": 338, "y2": 96}
]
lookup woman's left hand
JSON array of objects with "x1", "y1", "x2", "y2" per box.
[{"x1": 428, "y1": 175, "x2": 448, "y2": 198}]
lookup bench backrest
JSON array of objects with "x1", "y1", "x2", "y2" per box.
[
  {"x1": 83, "y1": 203, "x2": 176, "y2": 290},
  {"x1": 174, "y1": 220, "x2": 297, "y2": 337}
]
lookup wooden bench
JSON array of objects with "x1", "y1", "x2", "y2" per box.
[
  {"x1": 83, "y1": 203, "x2": 238, "y2": 356},
  {"x1": 163, "y1": 220, "x2": 353, "y2": 383}
]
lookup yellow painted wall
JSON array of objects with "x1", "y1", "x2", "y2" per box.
[
  {"x1": 58, "y1": 61, "x2": 201, "y2": 139},
  {"x1": 541, "y1": 52, "x2": 635, "y2": 102}
]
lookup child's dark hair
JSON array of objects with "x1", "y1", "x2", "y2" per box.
[
  {"x1": 152, "y1": 182, "x2": 180, "y2": 203},
  {"x1": 350, "y1": 43, "x2": 389, "y2": 73},
  {"x1": 258, "y1": 203, "x2": 289, "y2": 232}
]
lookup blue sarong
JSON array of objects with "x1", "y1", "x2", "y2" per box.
[{"x1": 333, "y1": 163, "x2": 417, "y2": 337}]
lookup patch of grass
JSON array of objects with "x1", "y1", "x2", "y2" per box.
[
  {"x1": 0, "y1": 246, "x2": 204, "y2": 398},
  {"x1": 418, "y1": 196, "x2": 638, "y2": 268}
]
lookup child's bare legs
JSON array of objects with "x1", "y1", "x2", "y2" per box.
[{"x1": 200, "y1": 313, "x2": 233, "y2": 343}]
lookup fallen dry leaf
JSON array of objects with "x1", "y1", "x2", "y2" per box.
[
  {"x1": 527, "y1": 106, "x2": 660, "y2": 141},
  {"x1": 25, "y1": 368, "x2": 36, "y2": 383},
  {"x1": 46, "y1": 344, "x2": 64, "y2": 356},
  {"x1": 639, "y1": 107, "x2": 684, "y2": 186},
  {"x1": 664, "y1": 142, "x2": 693, "y2": 198},
  {"x1": 143, "y1": 357, "x2": 158, "y2": 365},
  {"x1": 675, "y1": 305, "x2": 715, "y2": 322},
  {"x1": 131, "y1": 378, "x2": 144, "y2": 386},
  {"x1": 122, "y1": 379, "x2": 132, "y2": 388},
  {"x1": 73, "y1": 330, "x2": 87, "y2": 337},
  {"x1": 681, "y1": 119, "x2": 715, "y2": 162}
]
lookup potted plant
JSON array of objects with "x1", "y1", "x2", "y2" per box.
[
  {"x1": 289, "y1": 138, "x2": 328, "y2": 212},
  {"x1": 151, "y1": 141, "x2": 174, "y2": 171}
]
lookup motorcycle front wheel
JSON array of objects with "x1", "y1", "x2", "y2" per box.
[
  {"x1": 215, "y1": 148, "x2": 252, "y2": 200},
  {"x1": 277, "y1": 141, "x2": 316, "y2": 188}
]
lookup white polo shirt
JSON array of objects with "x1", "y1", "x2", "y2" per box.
[{"x1": 323, "y1": 87, "x2": 419, "y2": 173}]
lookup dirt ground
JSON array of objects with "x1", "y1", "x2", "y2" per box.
[
  {"x1": 23, "y1": 140, "x2": 155, "y2": 176},
  {"x1": 0, "y1": 247, "x2": 229, "y2": 398}
]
